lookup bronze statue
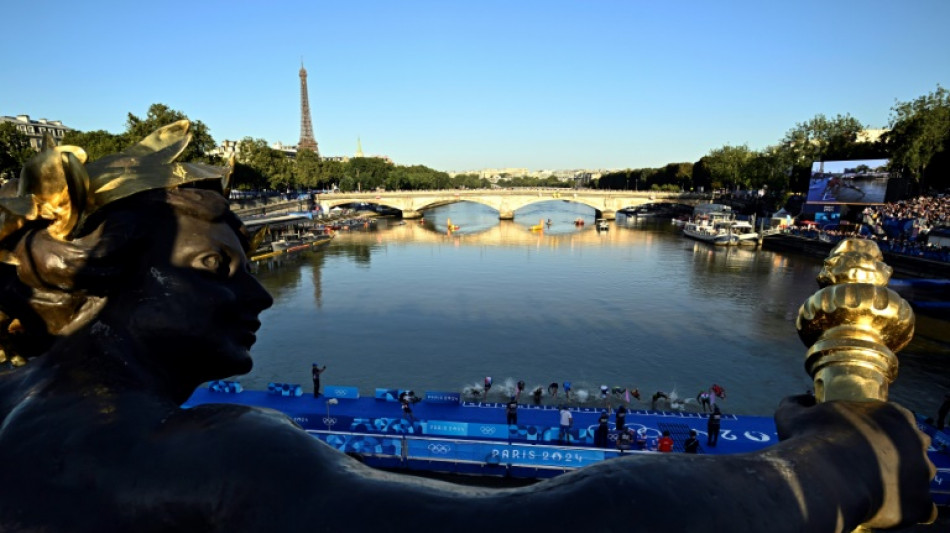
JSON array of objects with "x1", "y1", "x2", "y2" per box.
[{"x1": 0, "y1": 124, "x2": 937, "y2": 531}]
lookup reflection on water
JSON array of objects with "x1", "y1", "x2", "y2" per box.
[{"x1": 245, "y1": 202, "x2": 950, "y2": 417}]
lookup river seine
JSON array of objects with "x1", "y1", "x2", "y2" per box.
[{"x1": 241, "y1": 201, "x2": 950, "y2": 418}]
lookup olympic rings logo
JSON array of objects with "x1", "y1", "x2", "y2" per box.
[
  {"x1": 427, "y1": 444, "x2": 452, "y2": 454},
  {"x1": 322, "y1": 417, "x2": 337, "y2": 426},
  {"x1": 479, "y1": 426, "x2": 496, "y2": 435},
  {"x1": 332, "y1": 388, "x2": 349, "y2": 396}
]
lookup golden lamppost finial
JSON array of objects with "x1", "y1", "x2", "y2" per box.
[
  {"x1": 796, "y1": 238, "x2": 916, "y2": 532},
  {"x1": 796, "y1": 238, "x2": 914, "y2": 402}
]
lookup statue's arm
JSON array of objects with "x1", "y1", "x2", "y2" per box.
[{"x1": 179, "y1": 399, "x2": 934, "y2": 532}]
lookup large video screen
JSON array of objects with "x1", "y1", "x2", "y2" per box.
[{"x1": 806, "y1": 159, "x2": 892, "y2": 205}]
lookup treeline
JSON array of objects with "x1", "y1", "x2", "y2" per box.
[
  {"x1": 1, "y1": 103, "x2": 490, "y2": 192},
  {"x1": 231, "y1": 137, "x2": 492, "y2": 192},
  {"x1": 598, "y1": 86, "x2": 950, "y2": 195},
  {"x1": 3, "y1": 86, "x2": 947, "y2": 195}
]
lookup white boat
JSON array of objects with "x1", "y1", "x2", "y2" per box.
[
  {"x1": 596, "y1": 219, "x2": 609, "y2": 231},
  {"x1": 269, "y1": 239, "x2": 290, "y2": 252},
  {"x1": 681, "y1": 204, "x2": 758, "y2": 246},
  {"x1": 683, "y1": 220, "x2": 736, "y2": 245},
  {"x1": 728, "y1": 220, "x2": 760, "y2": 246}
]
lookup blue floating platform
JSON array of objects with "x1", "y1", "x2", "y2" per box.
[{"x1": 184, "y1": 384, "x2": 950, "y2": 505}]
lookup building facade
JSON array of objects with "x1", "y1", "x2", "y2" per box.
[{"x1": 1, "y1": 114, "x2": 72, "y2": 151}]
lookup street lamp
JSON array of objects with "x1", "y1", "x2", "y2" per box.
[{"x1": 325, "y1": 398, "x2": 339, "y2": 431}]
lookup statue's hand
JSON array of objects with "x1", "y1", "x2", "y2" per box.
[{"x1": 775, "y1": 395, "x2": 937, "y2": 529}]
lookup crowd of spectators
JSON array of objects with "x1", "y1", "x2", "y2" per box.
[
  {"x1": 859, "y1": 195, "x2": 950, "y2": 261},
  {"x1": 782, "y1": 194, "x2": 950, "y2": 263}
]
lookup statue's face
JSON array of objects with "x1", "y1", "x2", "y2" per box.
[{"x1": 121, "y1": 212, "x2": 273, "y2": 379}]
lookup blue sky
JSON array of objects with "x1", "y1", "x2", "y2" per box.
[{"x1": 2, "y1": 0, "x2": 948, "y2": 172}]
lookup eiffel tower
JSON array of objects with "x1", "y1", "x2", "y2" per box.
[{"x1": 298, "y1": 62, "x2": 319, "y2": 155}]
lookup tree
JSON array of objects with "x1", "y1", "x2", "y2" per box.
[
  {"x1": 691, "y1": 157, "x2": 713, "y2": 192},
  {"x1": 0, "y1": 122, "x2": 33, "y2": 181},
  {"x1": 61, "y1": 129, "x2": 125, "y2": 163},
  {"x1": 294, "y1": 149, "x2": 322, "y2": 189},
  {"x1": 745, "y1": 148, "x2": 792, "y2": 192},
  {"x1": 884, "y1": 85, "x2": 950, "y2": 190},
  {"x1": 450, "y1": 173, "x2": 490, "y2": 189},
  {"x1": 704, "y1": 144, "x2": 754, "y2": 190},
  {"x1": 125, "y1": 104, "x2": 217, "y2": 163},
  {"x1": 658, "y1": 162, "x2": 692, "y2": 191},
  {"x1": 779, "y1": 113, "x2": 865, "y2": 166},
  {"x1": 344, "y1": 157, "x2": 393, "y2": 191},
  {"x1": 316, "y1": 159, "x2": 345, "y2": 190},
  {"x1": 236, "y1": 137, "x2": 292, "y2": 190}
]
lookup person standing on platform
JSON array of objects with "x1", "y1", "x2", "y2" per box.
[
  {"x1": 658, "y1": 430, "x2": 674, "y2": 452},
  {"x1": 615, "y1": 404, "x2": 627, "y2": 432},
  {"x1": 563, "y1": 381, "x2": 572, "y2": 401},
  {"x1": 594, "y1": 412, "x2": 609, "y2": 448},
  {"x1": 707, "y1": 405, "x2": 722, "y2": 446},
  {"x1": 684, "y1": 429, "x2": 700, "y2": 454},
  {"x1": 547, "y1": 382, "x2": 559, "y2": 399},
  {"x1": 484, "y1": 376, "x2": 493, "y2": 399},
  {"x1": 558, "y1": 406, "x2": 573, "y2": 443},
  {"x1": 937, "y1": 392, "x2": 950, "y2": 430},
  {"x1": 516, "y1": 380, "x2": 526, "y2": 401},
  {"x1": 506, "y1": 397, "x2": 519, "y2": 426},
  {"x1": 312, "y1": 363, "x2": 327, "y2": 398}
]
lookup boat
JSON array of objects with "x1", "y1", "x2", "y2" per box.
[
  {"x1": 530, "y1": 219, "x2": 545, "y2": 232},
  {"x1": 447, "y1": 218, "x2": 460, "y2": 231},
  {"x1": 681, "y1": 204, "x2": 758, "y2": 246},
  {"x1": 671, "y1": 214, "x2": 690, "y2": 227},
  {"x1": 250, "y1": 233, "x2": 333, "y2": 262},
  {"x1": 183, "y1": 381, "x2": 950, "y2": 504},
  {"x1": 620, "y1": 206, "x2": 658, "y2": 218},
  {"x1": 596, "y1": 219, "x2": 609, "y2": 231},
  {"x1": 683, "y1": 219, "x2": 736, "y2": 245},
  {"x1": 727, "y1": 220, "x2": 760, "y2": 246},
  {"x1": 269, "y1": 239, "x2": 291, "y2": 253}
]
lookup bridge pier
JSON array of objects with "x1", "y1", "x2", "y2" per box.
[
  {"x1": 402, "y1": 210, "x2": 423, "y2": 219},
  {"x1": 499, "y1": 211, "x2": 515, "y2": 220}
]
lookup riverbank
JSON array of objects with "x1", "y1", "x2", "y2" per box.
[{"x1": 762, "y1": 234, "x2": 950, "y2": 279}]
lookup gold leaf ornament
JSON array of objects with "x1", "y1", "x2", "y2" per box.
[
  {"x1": 0, "y1": 135, "x2": 90, "y2": 244},
  {"x1": 0, "y1": 120, "x2": 232, "y2": 259}
]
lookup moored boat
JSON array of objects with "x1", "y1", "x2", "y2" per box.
[
  {"x1": 250, "y1": 233, "x2": 333, "y2": 262},
  {"x1": 680, "y1": 204, "x2": 758, "y2": 246},
  {"x1": 682, "y1": 219, "x2": 737, "y2": 245}
]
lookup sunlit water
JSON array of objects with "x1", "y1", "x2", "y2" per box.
[{"x1": 241, "y1": 201, "x2": 950, "y2": 417}]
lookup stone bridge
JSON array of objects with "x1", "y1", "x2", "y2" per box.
[{"x1": 315, "y1": 189, "x2": 711, "y2": 220}]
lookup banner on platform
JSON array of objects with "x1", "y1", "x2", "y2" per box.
[
  {"x1": 325, "y1": 386, "x2": 359, "y2": 399},
  {"x1": 424, "y1": 391, "x2": 460, "y2": 404}
]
